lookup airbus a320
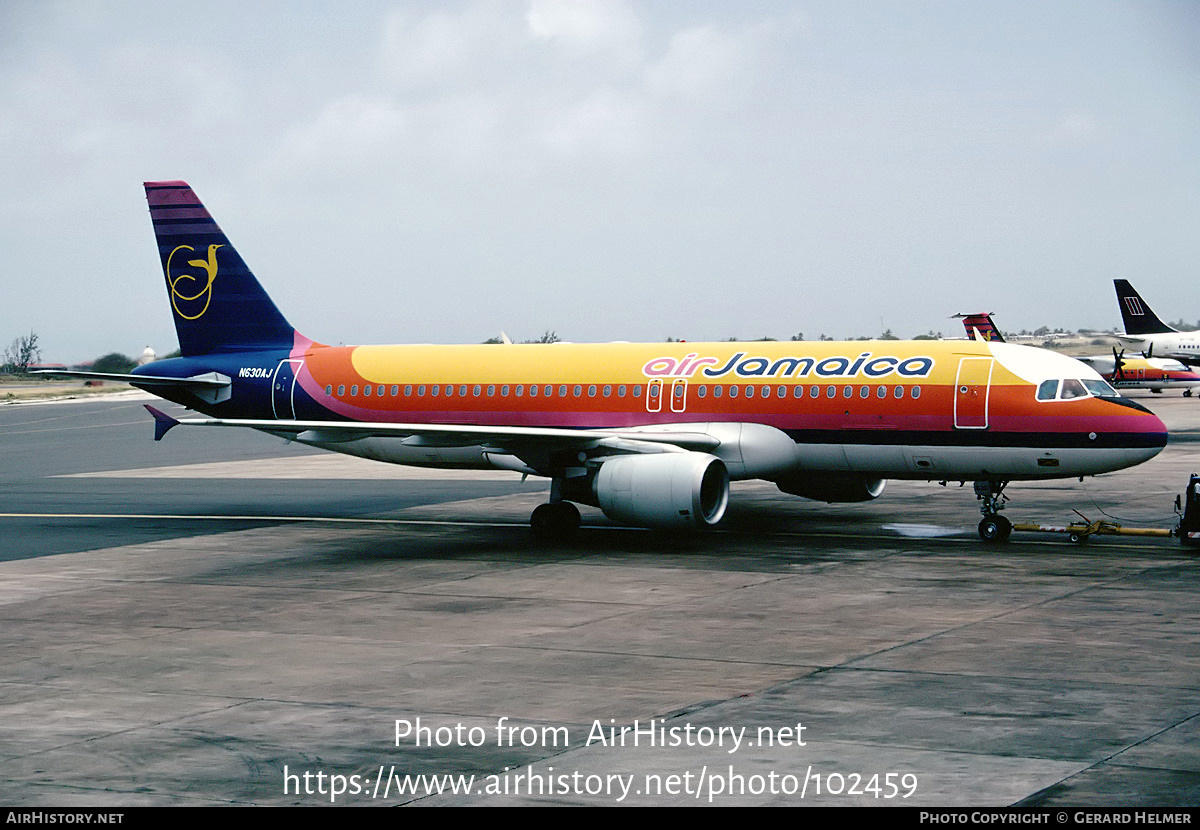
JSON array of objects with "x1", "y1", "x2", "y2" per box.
[{"x1": 47, "y1": 183, "x2": 1169, "y2": 543}]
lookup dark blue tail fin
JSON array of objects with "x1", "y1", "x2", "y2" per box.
[
  {"x1": 145, "y1": 181, "x2": 297, "y2": 356},
  {"x1": 1114, "y1": 279, "x2": 1176, "y2": 336}
]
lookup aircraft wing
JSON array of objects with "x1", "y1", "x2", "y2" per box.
[{"x1": 143, "y1": 405, "x2": 720, "y2": 456}]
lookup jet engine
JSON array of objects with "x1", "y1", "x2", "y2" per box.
[
  {"x1": 592, "y1": 452, "x2": 730, "y2": 529},
  {"x1": 774, "y1": 473, "x2": 886, "y2": 503}
]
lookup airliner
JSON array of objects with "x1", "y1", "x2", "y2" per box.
[
  {"x1": 1076, "y1": 353, "x2": 1200, "y2": 395},
  {"x1": 956, "y1": 312, "x2": 1200, "y2": 395},
  {"x1": 46, "y1": 182, "x2": 1169, "y2": 543},
  {"x1": 1114, "y1": 279, "x2": 1200, "y2": 365}
]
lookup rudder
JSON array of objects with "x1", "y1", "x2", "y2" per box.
[{"x1": 145, "y1": 181, "x2": 297, "y2": 355}]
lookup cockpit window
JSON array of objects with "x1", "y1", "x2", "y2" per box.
[
  {"x1": 1037, "y1": 377, "x2": 1118, "y2": 402},
  {"x1": 1081, "y1": 379, "x2": 1118, "y2": 398},
  {"x1": 1060, "y1": 379, "x2": 1088, "y2": 399},
  {"x1": 1036, "y1": 379, "x2": 1059, "y2": 401}
]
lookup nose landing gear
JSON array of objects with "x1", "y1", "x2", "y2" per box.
[{"x1": 975, "y1": 480, "x2": 1012, "y2": 543}]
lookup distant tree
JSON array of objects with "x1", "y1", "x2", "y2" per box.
[
  {"x1": 522, "y1": 331, "x2": 560, "y2": 344},
  {"x1": 481, "y1": 336, "x2": 504, "y2": 344},
  {"x1": 819, "y1": 334, "x2": 833, "y2": 341},
  {"x1": 789, "y1": 333, "x2": 804, "y2": 341},
  {"x1": 3, "y1": 331, "x2": 40, "y2": 374},
  {"x1": 91, "y1": 352, "x2": 137, "y2": 373},
  {"x1": 879, "y1": 328, "x2": 899, "y2": 340},
  {"x1": 755, "y1": 336, "x2": 777, "y2": 341},
  {"x1": 913, "y1": 331, "x2": 942, "y2": 341}
]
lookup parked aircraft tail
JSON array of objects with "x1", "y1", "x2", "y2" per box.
[
  {"x1": 954, "y1": 313, "x2": 1005, "y2": 343},
  {"x1": 1114, "y1": 279, "x2": 1177, "y2": 337},
  {"x1": 145, "y1": 181, "x2": 298, "y2": 356}
]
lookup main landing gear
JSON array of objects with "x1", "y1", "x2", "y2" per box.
[
  {"x1": 530, "y1": 478, "x2": 581, "y2": 540},
  {"x1": 975, "y1": 480, "x2": 1012, "y2": 543}
]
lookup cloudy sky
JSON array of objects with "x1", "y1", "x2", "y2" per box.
[{"x1": 2, "y1": 0, "x2": 1198, "y2": 362}]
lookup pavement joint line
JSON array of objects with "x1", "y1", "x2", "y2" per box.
[{"x1": 1, "y1": 511, "x2": 1193, "y2": 554}]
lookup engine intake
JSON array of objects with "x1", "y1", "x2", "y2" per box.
[{"x1": 594, "y1": 452, "x2": 730, "y2": 529}]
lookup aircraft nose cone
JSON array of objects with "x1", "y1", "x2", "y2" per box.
[{"x1": 1110, "y1": 401, "x2": 1169, "y2": 460}]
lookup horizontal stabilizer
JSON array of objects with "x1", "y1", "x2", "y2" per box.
[{"x1": 32, "y1": 369, "x2": 229, "y2": 388}]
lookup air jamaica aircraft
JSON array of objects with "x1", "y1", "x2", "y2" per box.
[{"x1": 50, "y1": 182, "x2": 1169, "y2": 542}]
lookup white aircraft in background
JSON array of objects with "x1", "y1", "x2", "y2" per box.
[
  {"x1": 956, "y1": 312, "x2": 1200, "y2": 396},
  {"x1": 1114, "y1": 279, "x2": 1200, "y2": 366}
]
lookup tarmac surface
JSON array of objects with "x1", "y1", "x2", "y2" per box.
[{"x1": 1, "y1": 391, "x2": 1198, "y2": 806}]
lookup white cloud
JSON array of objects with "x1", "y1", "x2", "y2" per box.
[{"x1": 525, "y1": 0, "x2": 642, "y2": 62}]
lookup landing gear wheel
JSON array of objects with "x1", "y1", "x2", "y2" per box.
[
  {"x1": 978, "y1": 514, "x2": 1013, "y2": 543},
  {"x1": 530, "y1": 502, "x2": 581, "y2": 540}
]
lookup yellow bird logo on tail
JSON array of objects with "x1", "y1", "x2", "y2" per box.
[{"x1": 166, "y1": 244, "x2": 223, "y2": 320}]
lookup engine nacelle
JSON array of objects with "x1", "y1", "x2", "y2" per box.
[
  {"x1": 594, "y1": 452, "x2": 730, "y2": 529},
  {"x1": 775, "y1": 473, "x2": 886, "y2": 503}
]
